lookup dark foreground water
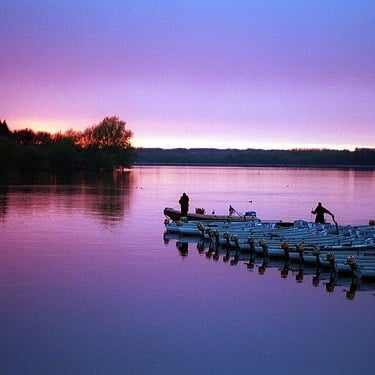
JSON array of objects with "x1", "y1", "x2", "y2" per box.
[{"x1": 1, "y1": 167, "x2": 375, "y2": 374}]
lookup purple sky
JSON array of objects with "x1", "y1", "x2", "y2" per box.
[{"x1": 1, "y1": 1, "x2": 374, "y2": 149}]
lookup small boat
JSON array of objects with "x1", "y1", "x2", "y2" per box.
[
  {"x1": 164, "y1": 207, "x2": 294, "y2": 225},
  {"x1": 163, "y1": 207, "x2": 258, "y2": 222}
]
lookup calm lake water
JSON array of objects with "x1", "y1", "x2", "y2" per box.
[{"x1": 1, "y1": 166, "x2": 375, "y2": 374}]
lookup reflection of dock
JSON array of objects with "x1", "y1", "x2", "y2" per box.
[
  {"x1": 163, "y1": 232, "x2": 375, "y2": 300},
  {"x1": 163, "y1": 221, "x2": 375, "y2": 279}
]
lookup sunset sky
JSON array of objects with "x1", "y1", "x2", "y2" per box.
[{"x1": 2, "y1": 1, "x2": 374, "y2": 150}]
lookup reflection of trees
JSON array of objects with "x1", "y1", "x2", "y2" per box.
[
  {"x1": 0, "y1": 186, "x2": 9, "y2": 220},
  {"x1": 87, "y1": 172, "x2": 134, "y2": 226},
  {"x1": 0, "y1": 172, "x2": 135, "y2": 226}
]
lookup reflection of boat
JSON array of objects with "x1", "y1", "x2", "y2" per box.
[
  {"x1": 163, "y1": 231, "x2": 208, "y2": 244},
  {"x1": 164, "y1": 232, "x2": 375, "y2": 279},
  {"x1": 164, "y1": 235, "x2": 375, "y2": 299}
]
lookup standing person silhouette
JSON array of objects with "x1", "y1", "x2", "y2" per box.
[
  {"x1": 311, "y1": 202, "x2": 334, "y2": 224},
  {"x1": 179, "y1": 193, "x2": 189, "y2": 217}
]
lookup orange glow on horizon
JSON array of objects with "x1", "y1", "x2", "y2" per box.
[
  {"x1": 6, "y1": 117, "x2": 369, "y2": 152},
  {"x1": 7, "y1": 115, "x2": 106, "y2": 133},
  {"x1": 8, "y1": 118, "x2": 75, "y2": 134}
]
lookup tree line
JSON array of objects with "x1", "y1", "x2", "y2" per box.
[
  {"x1": 0, "y1": 117, "x2": 135, "y2": 173},
  {"x1": 135, "y1": 147, "x2": 375, "y2": 168},
  {"x1": 2, "y1": 117, "x2": 374, "y2": 172}
]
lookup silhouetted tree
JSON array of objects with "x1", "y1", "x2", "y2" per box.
[
  {"x1": 80, "y1": 116, "x2": 133, "y2": 149},
  {"x1": 50, "y1": 136, "x2": 79, "y2": 171},
  {"x1": 77, "y1": 116, "x2": 135, "y2": 170},
  {"x1": 1, "y1": 117, "x2": 135, "y2": 172},
  {"x1": 34, "y1": 131, "x2": 53, "y2": 146},
  {"x1": 13, "y1": 129, "x2": 35, "y2": 145},
  {"x1": 0, "y1": 137, "x2": 16, "y2": 171},
  {"x1": 0, "y1": 120, "x2": 11, "y2": 138}
]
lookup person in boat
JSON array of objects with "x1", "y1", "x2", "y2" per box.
[
  {"x1": 229, "y1": 205, "x2": 235, "y2": 216},
  {"x1": 179, "y1": 192, "x2": 189, "y2": 217},
  {"x1": 311, "y1": 202, "x2": 334, "y2": 224}
]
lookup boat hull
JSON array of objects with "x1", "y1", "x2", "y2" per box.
[
  {"x1": 164, "y1": 207, "x2": 294, "y2": 225},
  {"x1": 164, "y1": 207, "x2": 251, "y2": 222}
]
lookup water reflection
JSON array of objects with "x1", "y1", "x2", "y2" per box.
[
  {"x1": 176, "y1": 241, "x2": 189, "y2": 256},
  {"x1": 345, "y1": 277, "x2": 362, "y2": 300},
  {"x1": 2, "y1": 166, "x2": 375, "y2": 373},
  {"x1": 165, "y1": 233, "x2": 375, "y2": 300},
  {"x1": 0, "y1": 185, "x2": 9, "y2": 220},
  {"x1": 0, "y1": 171, "x2": 135, "y2": 226},
  {"x1": 87, "y1": 172, "x2": 134, "y2": 225}
]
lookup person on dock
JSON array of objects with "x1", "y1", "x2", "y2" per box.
[
  {"x1": 311, "y1": 202, "x2": 334, "y2": 224},
  {"x1": 179, "y1": 192, "x2": 189, "y2": 217}
]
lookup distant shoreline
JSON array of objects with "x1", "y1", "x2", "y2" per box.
[
  {"x1": 134, "y1": 148, "x2": 375, "y2": 170},
  {"x1": 133, "y1": 163, "x2": 375, "y2": 170}
]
